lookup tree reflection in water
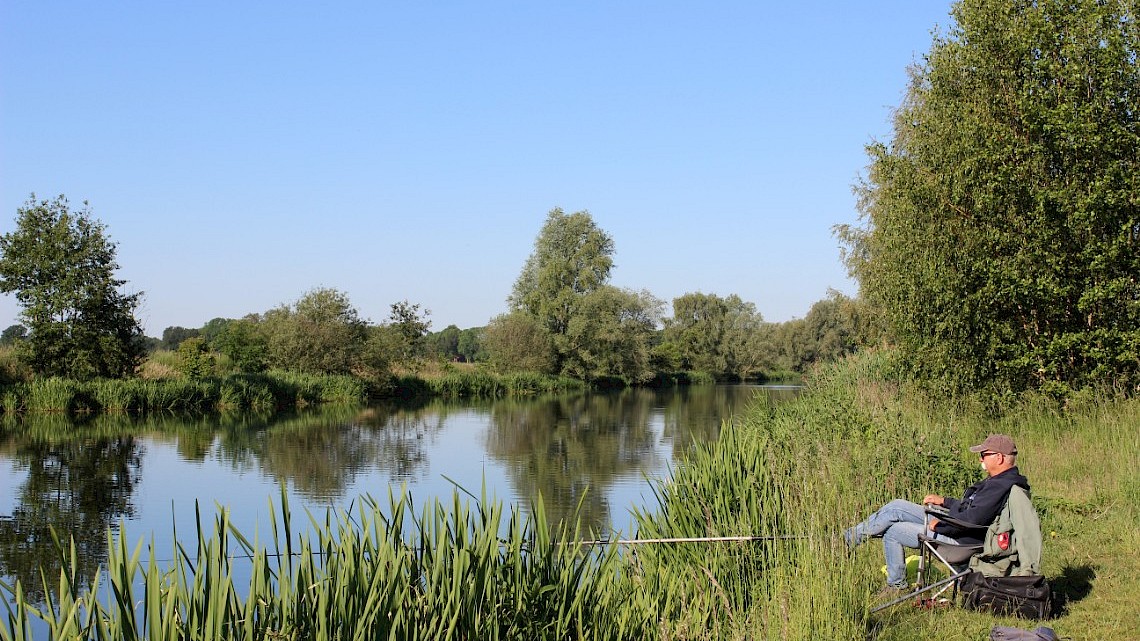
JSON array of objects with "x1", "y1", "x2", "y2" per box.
[
  {"x1": 484, "y1": 389, "x2": 660, "y2": 534},
  {"x1": 0, "y1": 432, "x2": 140, "y2": 604},
  {"x1": 483, "y1": 385, "x2": 791, "y2": 534},
  {"x1": 207, "y1": 404, "x2": 448, "y2": 502}
]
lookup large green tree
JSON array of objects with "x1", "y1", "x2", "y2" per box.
[
  {"x1": 0, "y1": 196, "x2": 146, "y2": 379},
  {"x1": 483, "y1": 311, "x2": 558, "y2": 374},
  {"x1": 509, "y1": 208, "x2": 615, "y2": 369},
  {"x1": 840, "y1": 0, "x2": 1140, "y2": 394},
  {"x1": 662, "y1": 292, "x2": 765, "y2": 380},
  {"x1": 561, "y1": 286, "x2": 662, "y2": 383}
]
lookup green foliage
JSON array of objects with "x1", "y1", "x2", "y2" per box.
[
  {"x1": 0, "y1": 487, "x2": 630, "y2": 641},
  {"x1": 357, "y1": 325, "x2": 398, "y2": 380},
  {"x1": 560, "y1": 286, "x2": 662, "y2": 383},
  {"x1": 0, "y1": 195, "x2": 146, "y2": 380},
  {"x1": 385, "y1": 300, "x2": 431, "y2": 368},
  {"x1": 412, "y1": 369, "x2": 586, "y2": 398},
  {"x1": 456, "y1": 326, "x2": 487, "y2": 363},
  {"x1": 210, "y1": 317, "x2": 268, "y2": 373},
  {"x1": 0, "y1": 371, "x2": 368, "y2": 415},
  {"x1": 510, "y1": 208, "x2": 614, "y2": 339},
  {"x1": 766, "y1": 291, "x2": 876, "y2": 374},
  {"x1": 198, "y1": 317, "x2": 231, "y2": 345},
  {"x1": 504, "y1": 210, "x2": 664, "y2": 383},
  {"x1": 426, "y1": 369, "x2": 502, "y2": 397},
  {"x1": 0, "y1": 345, "x2": 31, "y2": 388},
  {"x1": 841, "y1": 0, "x2": 1140, "y2": 395},
  {"x1": 24, "y1": 378, "x2": 84, "y2": 413},
  {"x1": 425, "y1": 323, "x2": 461, "y2": 361},
  {"x1": 4, "y1": 352, "x2": 1137, "y2": 638},
  {"x1": 175, "y1": 337, "x2": 214, "y2": 379},
  {"x1": 261, "y1": 287, "x2": 368, "y2": 375},
  {"x1": 664, "y1": 292, "x2": 766, "y2": 380},
  {"x1": 483, "y1": 311, "x2": 558, "y2": 374},
  {"x1": 159, "y1": 326, "x2": 199, "y2": 351},
  {"x1": 0, "y1": 324, "x2": 26, "y2": 346}
]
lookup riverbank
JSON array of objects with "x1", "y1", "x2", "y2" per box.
[
  {"x1": 0, "y1": 368, "x2": 592, "y2": 416},
  {"x1": 2, "y1": 350, "x2": 1135, "y2": 639},
  {"x1": 644, "y1": 349, "x2": 1138, "y2": 639},
  {"x1": 0, "y1": 361, "x2": 787, "y2": 417}
]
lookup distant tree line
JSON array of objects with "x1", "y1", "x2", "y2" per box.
[
  {"x1": 0, "y1": 199, "x2": 869, "y2": 388},
  {"x1": 153, "y1": 294, "x2": 432, "y2": 384},
  {"x1": 429, "y1": 209, "x2": 871, "y2": 384}
]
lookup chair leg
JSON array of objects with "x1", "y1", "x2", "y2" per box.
[{"x1": 869, "y1": 569, "x2": 971, "y2": 613}]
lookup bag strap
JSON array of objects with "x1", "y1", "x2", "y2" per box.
[{"x1": 989, "y1": 626, "x2": 1066, "y2": 641}]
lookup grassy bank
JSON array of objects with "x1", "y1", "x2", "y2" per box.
[
  {"x1": 0, "y1": 369, "x2": 592, "y2": 417},
  {"x1": 0, "y1": 371, "x2": 367, "y2": 415},
  {"x1": 2, "y1": 350, "x2": 1135, "y2": 639}
]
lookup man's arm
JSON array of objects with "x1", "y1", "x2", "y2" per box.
[{"x1": 923, "y1": 494, "x2": 947, "y2": 531}]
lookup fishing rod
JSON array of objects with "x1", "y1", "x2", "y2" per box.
[
  {"x1": 571, "y1": 534, "x2": 807, "y2": 546},
  {"x1": 114, "y1": 534, "x2": 810, "y2": 566}
]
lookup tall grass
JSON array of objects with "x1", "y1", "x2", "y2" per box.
[
  {"x1": 0, "y1": 371, "x2": 369, "y2": 416},
  {"x1": 24, "y1": 378, "x2": 84, "y2": 413},
  {"x1": 420, "y1": 370, "x2": 587, "y2": 398}
]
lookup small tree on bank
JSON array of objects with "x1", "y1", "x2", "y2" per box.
[{"x1": 0, "y1": 195, "x2": 146, "y2": 379}]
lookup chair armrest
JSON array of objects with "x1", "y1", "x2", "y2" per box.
[{"x1": 925, "y1": 509, "x2": 987, "y2": 532}]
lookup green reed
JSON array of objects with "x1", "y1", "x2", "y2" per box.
[
  {"x1": 419, "y1": 370, "x2": 586, "y2": 398},
  {"x1": 23, "y1": 378, "x2": 82, "y2": 413},
  {"x1": 0, "y1": 371, "x2": 369, "y2": 417},
  {"x1": 0, "y1": 485, "x2": 632, "y2": 641}
]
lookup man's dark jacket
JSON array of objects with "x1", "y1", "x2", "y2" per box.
[{"x1": 933, "y1": 467, "x2": 1030, "y2": 544}]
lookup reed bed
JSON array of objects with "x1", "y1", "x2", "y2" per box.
[
  {"x1": 0, "y1": 371, "x2": 369, "y2": 416},
  {"x1": 420, "y1": 370, "x2": 586, "y2": 398},
  {"x1": 0, "y1": 487, "x2": 631, "y2": 641}
]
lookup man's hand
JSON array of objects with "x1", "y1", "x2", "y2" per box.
[
  {"x1": 923, "y1": 494, "x2": 945, "y2": 506},
  {"x1": 928, "y1": 517, "x2": 940, "y2": 531}
]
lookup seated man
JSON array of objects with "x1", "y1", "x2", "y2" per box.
[{"x1": 843, "y1": 434, "x2": 1030, "y2": 597}]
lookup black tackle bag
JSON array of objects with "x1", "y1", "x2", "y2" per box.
[{"x1": 960, "y1": 571, "x2": 1053, "y2": 619}]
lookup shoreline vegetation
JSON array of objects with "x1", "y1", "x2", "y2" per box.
[
  {"x1": 2, "y1": 350, "x2": 1136, "y2": 640},
  {"x1": 0, "y1": 350, "x2": 797, "y2": 418},
  {"x1": 0, "y1": 368, "x2": 588, "y2": 416}
]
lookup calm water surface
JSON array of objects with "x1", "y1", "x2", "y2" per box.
[{"x1": 0, "y1": 384, "x2": 797, "y2": 604}]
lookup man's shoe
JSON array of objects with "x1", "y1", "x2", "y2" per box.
[{"x1": 873, "y1": 584, "x2": 908, "y2": 601}]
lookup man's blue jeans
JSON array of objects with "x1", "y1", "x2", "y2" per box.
[{"x1": 845, "y1": 499, "x2": 960, "y2": 588}]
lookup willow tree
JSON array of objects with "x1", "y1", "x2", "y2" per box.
[
  {"x1": 662, "y1": 292, "x2": 765, "y2": 380},
  {"x1": 840, "y1": 0, "x2": 1140, "y2": 394},
  {"x1": 508, "y1": 208, "x2": 615, "y2": 373},
  {"x1": 260, "y1": 287, "x2": 368, "y2": 375}
]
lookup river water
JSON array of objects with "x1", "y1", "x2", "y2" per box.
[{"x1": 0, "y1": 384, "x2": 797, "y2": 604}]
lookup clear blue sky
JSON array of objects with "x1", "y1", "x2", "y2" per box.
[{"x1": 1, "y1": 1, "x2": 956, "y2": 336}]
